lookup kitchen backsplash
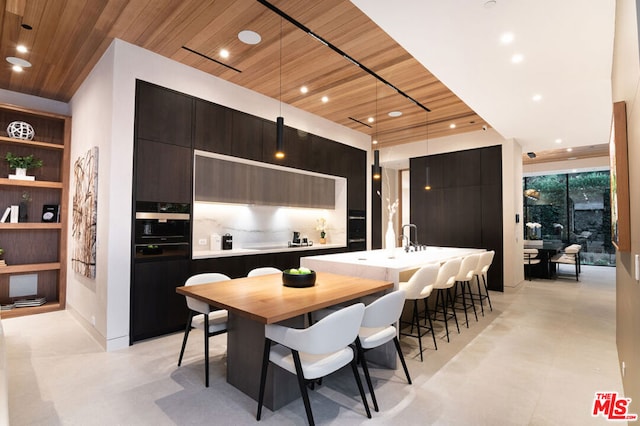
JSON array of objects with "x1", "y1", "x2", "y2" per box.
[{"x1": 192, "y1": 202, "x2": 347, "y2": 252}]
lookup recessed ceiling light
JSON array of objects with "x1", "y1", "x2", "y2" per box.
[
  {"x1": 511, "y1": 54, "x2": 524, "y2": 63},
  {"x1": 388, "y1": 111, "x2": 402, "y2": 117},
  {"x1": 368, "y1": 117, "x2": 374, "y2": 123},
  {"x1": 300, "y1": 86, "x2": 308, "y2": 94},
  {"x1": 449, "y1": 123, "x2": 456, "y2": 129},
  {"x1": 12, "y1": 65, "x2": 23, "y2": 72},
  {"x1": 532, "y1": 94, "x2": 542, "y2": 102},
  {"x1": 220, "y1": 49, "x2": 229, "y2": 58},
  {"x1": 484, "y1": 0, "x2": 497, "y2": 8},
  {"x1": 238, "y1": 30, "x2": 261, "y2": 45},
  {"x1": 500, "y1": 32, "x2": 514, "y2": 44},
  {"x1": 566, "y1": 148, "x2": 573, "y2": 152},
  {"x1": 555, "y1": 138, "x2": 563, "y2": 144},
  {"x1": 321, "y1": 96, "x2": 329, "y2": 103},
  {"x1": 16, "y1": 45, "x2": 28, "y2": 53},
  {"x1": 6, "y1": 56, "x2": 31, "y2": 68},
  {"x1": 372, "y1": 139, "x2": 378, "y2": 145}
]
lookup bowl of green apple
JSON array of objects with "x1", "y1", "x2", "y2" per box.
[{"x1": 282, "y1": 267, "x2": 316, "y2": 288}]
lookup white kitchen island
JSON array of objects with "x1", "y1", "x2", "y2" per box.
[
  {"x1": 301, "y1": 246, "x2": 486, "y2": 366},
  {"x1": 301, "y1": 246, "x2": 485, "y2": 288}
]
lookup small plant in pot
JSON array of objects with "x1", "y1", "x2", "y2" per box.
[{"x1": 5, "y1": 152, "x2": 43, "y2": 177}]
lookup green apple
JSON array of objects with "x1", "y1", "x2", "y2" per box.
[
  {"x1": 298, "y1": 267, "x2": 311, "y2": 275},
  {"x1": 288, "y1": 268, "x2": 300, "y2": 274}
]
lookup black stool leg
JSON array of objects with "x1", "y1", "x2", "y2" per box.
[{"x1": 178, "y1": 311, "x2": 194, "y2": 366}]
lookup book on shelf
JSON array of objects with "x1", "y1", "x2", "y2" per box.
[
  {"x1": 0, "y1": 206, "x2": 10, "y2": 223},
  {"x1": 10, "y1": 205, "x2": 19, "y2": 223},
  {"x1": 0, "y1": 295, "x2": 47, "y2": 308},
  {"x1": 42, "y1": 204, "x2": 60, "y2": 223}
]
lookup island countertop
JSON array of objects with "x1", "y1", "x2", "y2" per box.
[{"x1": 301, "y1": 246, "x2": 485, "y2": 284}]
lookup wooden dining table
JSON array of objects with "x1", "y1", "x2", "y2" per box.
[{"x1": 176, "y1": 271, "x2": 393, "y2": 410}]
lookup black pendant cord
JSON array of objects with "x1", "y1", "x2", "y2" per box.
[{"x1": 256, "y1": 0, "x2": 430, "y2": 112}]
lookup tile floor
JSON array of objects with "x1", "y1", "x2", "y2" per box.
[{"x1": 2, "y1": 265, "x2": 625, "y2": 425}]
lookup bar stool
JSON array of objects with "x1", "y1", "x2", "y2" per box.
[
  {"x1": 472, "y1": 250, "x2": 495, "y2": 315},
  {"x1": 431, "y1": 257, "x2": 462, "y2": 342},
  {"x1": 399, "y1": 263, "x2": 440, "y2": 360},
  {"x1": 453, "y1": 253, "x2": 481, "y2": 326}
]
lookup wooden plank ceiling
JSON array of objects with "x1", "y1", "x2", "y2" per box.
[{"x1": 0, "y1": 0, "x2": 489, "y2": 148}]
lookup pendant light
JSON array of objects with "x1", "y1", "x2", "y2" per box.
[
  {"x1": 372, "y1": 81, "x2": 381, "y2": 180},
  {"x1": 373, "y1": 149, "x2": 381, "y2": 180},
  {"x1": 424, "y1": 111, "x2": 431, "y2": 191},
  {"x1": 275, "y1": 17, "x2": 285, "y2": 159}
]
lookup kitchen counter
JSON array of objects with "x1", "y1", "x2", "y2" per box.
[{"x1": 192, "y1": 242, "x2": 346, "y2": 259}]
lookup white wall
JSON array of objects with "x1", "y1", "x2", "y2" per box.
[
  {"x1": 0, "y1": 88, "x2": 69, "y2": 116},
  {"x1": 380, "y1": 128, "x2": 524, "y2": 288},
  {"x1": 67, "y1": 39, "x2": 371, "y2": 350}
]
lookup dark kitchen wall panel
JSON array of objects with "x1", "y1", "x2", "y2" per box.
[
  {"x1": 194, "y1": 99, "x2": 233, "y2": 154},
  {"x1": 135, "y1": 138, "x2": 193, "y2": 203},
  {"x1": 410, "y1": 145, "x2": 503, "y2": 291}
]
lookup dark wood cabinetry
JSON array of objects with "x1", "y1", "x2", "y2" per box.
[
  {"x1": 135, "y1": 138, "x2": 192, "y2": 203},
  {"x1": 132, "y1": 81, "x2": 367, "y2": 342},
  {"x1": 136, "y1": 81, "x2": 193, "y2": 147},
  {"x1": 194, "y1": 99, "x2": 232, "y2": 153},
  {"x1": 410, "y1": 145, "x2": 503, "y2": 291},
  {"x1": 131, "y1": 259, "x2": 190, "y2": 342}
]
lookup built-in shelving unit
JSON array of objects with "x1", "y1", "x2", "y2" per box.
[{"x1": 0, "y1": 102, "x2": 70, "y2": 318}]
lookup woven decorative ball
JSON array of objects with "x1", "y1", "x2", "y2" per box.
[{"x1": 6, "y1": 121, "x2": 35, "y2": 140}]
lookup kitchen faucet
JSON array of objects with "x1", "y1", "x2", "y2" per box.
[{"x1": 402, "y1": 224, "x2": 418, "y2": 251}]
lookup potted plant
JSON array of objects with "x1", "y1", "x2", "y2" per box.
[{"x1": 5, "y1": 152, "x2": 43, "y2": 178}]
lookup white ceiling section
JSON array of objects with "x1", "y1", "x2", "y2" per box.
[{"x1": 351, "y1": 0, "x2": 616, "y2": 153}]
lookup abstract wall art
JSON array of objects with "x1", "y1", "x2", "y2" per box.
[{"x1": 71, "y1": 146, "x2": 99, "y2": 278}]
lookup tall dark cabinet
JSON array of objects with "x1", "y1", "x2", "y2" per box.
[{"x1": 410, "y1": 145, "x2": 504, "y2": 291}]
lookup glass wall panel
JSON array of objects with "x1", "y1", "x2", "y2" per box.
[{"x1": 523, "y1": 171, "x2": 614, "y2": 266}]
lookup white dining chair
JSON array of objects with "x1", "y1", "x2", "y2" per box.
[
  {"x1": 256, "y1": 303, "x2": 370, "y2": 425},
  {"x1": 550, "y1": 244, "x2": 581, "y2": 281},
  {"x1": 523, "y1": 248, "x2": 541, "y2": 281},
  {"x1": 247, "y1": 267, "x2": 281, "y2": 277},
  {"x1": 177, "y1": 273, "x2": 230, "y2": 387},
  {"x1": 355, "y1": 290, "x2": 411, "y2": 412}
]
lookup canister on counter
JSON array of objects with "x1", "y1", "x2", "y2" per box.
[{"x1": 222, "y1": 233, "x2": 233, "y2": 250}]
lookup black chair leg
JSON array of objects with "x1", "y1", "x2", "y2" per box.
[
  {"x1": 393, "y1": 336, "x2": 412, "y2": 384},
  {"x1": 355, "y1": 339, "x2": 378, "y2": 412},
  {"x1": 458, "y1": 282, "x2": 469, "y2": 327},
  {"x1": 412, "y1": 300, "x2": 424, "y2": 361},
  {"x1": 466, "y1": 280, "x2": 478, "y2": 322},
  {"x1": 438, "y1": 289, "x2": 450, "y2": 342},
  {"x1": 482, "y1": 275, "x2": 493, "y2": 311},
  {"x1": 447, "y1": 288, "x2": 460, "y2": 333},
  {"x1": 423, "y1": 299, "x2": 437, "y2": 350},
  {"x1": 256, "y1": 338, "x2": 272, "y2": 421},
  {"x1": 349, "y1": 358, "x2": 372, "y2": 419},
  {"x1": 291, "y1": 350, "x2": 315, "y2": 426},
  {"x1": 203, "y1": 314, "x2": 209, "y2": 387},
  {"x1": 475, "y1": 276, "x2": 485, "y2": 316},
  {"x1": 178, "y1": 311, "x2": 194, "y2": 366}
]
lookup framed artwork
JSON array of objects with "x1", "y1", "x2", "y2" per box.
[
  {"x1": 71, "y1": 147, "x2": 99, "y2": 278},
  {"x1": 609, "y1": 101, "x2": 630, "y2": 251}
]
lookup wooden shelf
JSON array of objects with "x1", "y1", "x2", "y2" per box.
[
  {"x1": 0, "y1": 223, "x2": 62, "y2": 230},
  {"x1": 0, "y1": 301, "x2": 62, "y2": 319},
  {"x1": 0, "y1": 135, "x2": 64, "y2": 150},
  {"x1": 0, "y1": 177, "x2": 63, "y2": 189},
  {"x1": 0, "y1": 262, "x2": 61, "y2": 275}
]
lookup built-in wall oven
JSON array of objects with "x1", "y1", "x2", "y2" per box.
[
  {"x1": 348, "y1": 209, "x2": 366, "y2": 251},
  {"x1": 134, "y1": 202, "x2": 190, "y2": 258}
]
